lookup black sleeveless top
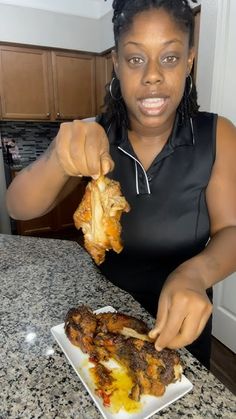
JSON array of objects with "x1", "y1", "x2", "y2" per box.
[{"x1": 97, "y1": 112, "x2": 217, "y2": 311}]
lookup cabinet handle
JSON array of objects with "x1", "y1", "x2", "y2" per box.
[
  {"x1": 46, "y1": 112, "x2": 50, "y2": 117},
  {"x1": 57, "y1": 112, "x2": 60, "y2": 117}
]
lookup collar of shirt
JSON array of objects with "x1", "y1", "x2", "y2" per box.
[{"x1": 115, "y1": 112, "x2": 195, "y2": 165}]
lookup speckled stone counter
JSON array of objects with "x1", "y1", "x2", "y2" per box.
[{"x1": 1, "y1": 234, "x2": 236, "y2": 418}]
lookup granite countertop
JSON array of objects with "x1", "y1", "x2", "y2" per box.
[{"x1": 1, "y1": 234, "x2": 236, "y2": 419}]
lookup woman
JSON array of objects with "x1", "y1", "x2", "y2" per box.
[{"x1": 6, "y1": 0, "x2": 236, "y2": 369}]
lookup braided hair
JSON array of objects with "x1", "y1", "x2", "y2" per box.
[{"x1": 102, "y1": 0, "x2": 199, "y2": 129}]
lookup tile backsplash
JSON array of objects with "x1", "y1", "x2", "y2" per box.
[{"x1": 0, "y1": 120, "x2": 61, "y2": 165}]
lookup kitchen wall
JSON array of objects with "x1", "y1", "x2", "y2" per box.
[
  {"x1": 196, "y1": 0, "x2": 218, "y2": 111},
  {"x1": 1, "y1": 121, "x2": 60, "y2": 169},
  {"x1": 0, "y1": 3, "x2": 113, "y2": 53},
  {"x1": 197, "y1": 0, "x2": 236, "y2": 353},
  {"x1": 100, "y1": 10, "x2": 113, "y2": 52},
  {"x1": 0, "y1": 2, "x2": 202, "y2": 56},
  {"x1": 197, "y1": 0, "x2": 236, "y2": 125}
]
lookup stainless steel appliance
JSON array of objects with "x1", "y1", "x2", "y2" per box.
[{"x1": 0, "y1": 134, "x2": 12, "y2": 234}]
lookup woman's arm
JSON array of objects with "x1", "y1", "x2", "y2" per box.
[
  {"x1": 6, "y1": 139, "x2": 74, "y2": 220},
  {"x1": 149, "y1": 116, "x2": 236, "y2": 350},
  {"x1": 6, "y1": 120, "x2": 114, "y2": 220}
]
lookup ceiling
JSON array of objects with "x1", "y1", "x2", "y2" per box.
[{"x1": 0, "y1": 0, "x2": 113, "y2": 19}]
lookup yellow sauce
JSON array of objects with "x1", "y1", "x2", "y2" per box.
[
  {"x1": 90, "y1": 362, "x2": 142, "y2": 414},
  {"x1": 109, "y1": 367, "x2": 141, "y2": 413}
]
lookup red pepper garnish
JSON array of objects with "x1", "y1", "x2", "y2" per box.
[
  {"x1": 95, "y1": 388, "x2": 111, "y2": 407},
  {"x1": 89, "y1": 356, "x2": 97, "y2": 363}
]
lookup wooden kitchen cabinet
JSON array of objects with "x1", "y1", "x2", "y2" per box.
[
  {"x1": 16, "y1": 209, "x2": 57, "y2": 235},
  {"x1": 0, "y1": 45, "x2": 52, "y2": 120},
  {"x1": 0, "y1": 45, "x2": 96, "y2": 121},
  {"x1": 16, "y1": 179, "x2": 87, "y2": 236},
  {"x1": 51, "y1": 51, "x2": 96, "y2": 120}
]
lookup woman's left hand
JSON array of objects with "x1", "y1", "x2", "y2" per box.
[{"x1": 148, "y1": 272, "x2": 213, "y2": 350}]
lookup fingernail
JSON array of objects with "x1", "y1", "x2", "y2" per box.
[
  {"x1": 102, "y1": 160, "x2": 112, "y2": 175},
  {"x1": 155, "y1": 344, "x2": 163, "y2": 351},
  {"x1": 149, "y1": 328, "x2": 160, "y2": 337},
  {"x1": 92, "y1": 174, "x2": 99, "y2": 180}
]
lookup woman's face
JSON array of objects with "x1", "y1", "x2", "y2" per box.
[{"x1": 112, "y1": 8, "x2": 195, "y2": 135}]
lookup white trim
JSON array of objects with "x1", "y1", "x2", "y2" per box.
[
  {"x1": 190, "y1": 118, "x2": 195, "y2": 145},
  {"x1": 118, "y1": 146, "x2": 151, "y2": 194},
  {"x1": 134, "y1": 161, "x2": 140, "y2": 195}
]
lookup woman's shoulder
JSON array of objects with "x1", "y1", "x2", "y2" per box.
[
  {"x1": 214, "y1": 115, "x2": 236, "y2": 164},
  {"x1": 217, "y1": 115, "x2": 236, "y2": 136},
  {"x1": 216, "y1": 115, "x2": 236, "y2": 151}
]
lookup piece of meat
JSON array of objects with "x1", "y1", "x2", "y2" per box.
[
  {"x1": 64, "y1": 305, "x2": 97, "y2": 353},
  {"x1": 90, "y1": 362, "x2": 115, "y2": 408},
  {"x1": 73, "y1": 175, "x2": 130, "y2": 265},
  {"x1": 130, "y1": 383, "x2": 141, "y2": 402},
  {"x1": 90, "y1": 362, "x2": 114, "y2": 388},
  {"x1": 96, "y1": 312, "x2": 149, "y2": 335},
  {"x1": 64, "y1": 305, "x2": 182, "y2": 404}
]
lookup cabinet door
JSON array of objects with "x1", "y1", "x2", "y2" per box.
[
  {"x1": 11, "y1": 169, "x2": 56, "y2": 235},
  {"x1": 16, "y1": 185, "x2": 84, "y2": 236},
  {"x1": 96, "y1": 53, "x2": 113, "y2": 114},
  {"x1": 0, "y1": 45, "x2": 52, "y2": 120},
  {"x1": 16, "y1": 210, "x2": 57, "y2": 236},
  {"x1": 52, "y1": 51, "x2": 96, "y2": 120}
]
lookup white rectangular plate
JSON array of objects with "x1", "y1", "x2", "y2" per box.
[{"x1": 51, "y1": 306, "x2": 193, "y2": 419}]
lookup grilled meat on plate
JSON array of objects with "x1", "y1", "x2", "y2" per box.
[{"x1": 65, "y1": 305, "x2": 182, "y2": 408}]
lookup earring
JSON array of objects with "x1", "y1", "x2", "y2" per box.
[
  {"x1": 187, "y1": 74, "x2": 193, "y2": 97},
  {"x1": 109, "y1": 77, "x2": 122, "y2": 101}
]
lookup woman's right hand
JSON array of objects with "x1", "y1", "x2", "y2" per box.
[{"x1": 55, "y1": 120, "x2": 114, "y2": 178}]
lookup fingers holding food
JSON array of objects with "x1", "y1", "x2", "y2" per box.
[
  {"x1": 55, "y1": 120, "x2": 114, "y2": 178},
  {"x1": 150, "y1": 283, "x2": 212, "y2": 351}
]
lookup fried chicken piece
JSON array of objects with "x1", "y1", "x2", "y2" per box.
[
  {"x1": 90, "y1": 362, "x2": 114, "y2": 388},
  {"x1": 64, "y1": 307, "x2": 150, "y2": 361},
  {"x1": 64, "y1": 305, "x2": 97, "y2": 353},
  {"x1": 73, "y1": 175, "x2": 130, "y2": 265},
  {"x1": 105, "y1": 337, "x2": 181, "y2": 398},
  {"x1": 64, "y1": 305, "x2": 182, "y2": 403},
  {"x1": 91, "y1": 333, "x2": 181, "y2": 401},
  {"x1": 132, "y1": 341, "x2": 181, "y2": 396},
  {"x1": 96, "y1": 312, "x2": 149, "y2": 335}
]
